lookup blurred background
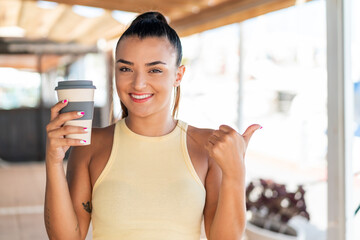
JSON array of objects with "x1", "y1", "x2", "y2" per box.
[{"x1": 0, "y1": 0, "x2": 359, "y2": 239}]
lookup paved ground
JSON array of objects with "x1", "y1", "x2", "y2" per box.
[{"x1": 0, "y1": 160, "x2": 92, "y2": 240}]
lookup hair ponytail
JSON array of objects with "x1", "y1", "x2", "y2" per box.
[{"x1": 131, "y1": 12, "x2": 168, "y2": 25}]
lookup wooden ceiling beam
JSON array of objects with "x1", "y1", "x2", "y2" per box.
[
  {"x1": 17, "y1": 1, "x2": 69, "y2": 39},
  {"x1": 18, "y1": 1, "x2": 38, "y2": 29},
  {"x1": 67, "y1": 13, "x2": 110, "y2": 42},
  {"x1": 47, "y1": 7, "x2": 87, "y2": 42},
  {"x1": 16, "y1": 0, "x2": 24, "y2": 26},
  {"x1": 0, "y1": 38, "x2": 98, "y2": 54},
  {"x1": 37, "y1": 0, "x2": 225, "y2": 20},
  {"x1": 29, "y1": 0, "x2": 172, "y2": 13},
  {"x1": 0, "y1": 0, "x2": 22, "y2": 27},
  {"x1": 1, "y1": 0, "x2": 315, "y2": 47},
  {"x1": 0, "y1": 54, "x2": 82, "y2": 72},
  {"x1": 30, "y1": 4, "x2": 70, "y2": 39},
  {"x1": 171, "y1": 0, "x2": 313, "y2": 37},
  {"x1": 0, "y1": 54, "x2": 61, "y2": 72},
  {"x1": 74, "y1": 11, "x2": 125, "y2": 44}
]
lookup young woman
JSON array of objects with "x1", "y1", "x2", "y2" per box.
[{"x1": 44, "y1": 12, "x2": 261, "y2": 240}]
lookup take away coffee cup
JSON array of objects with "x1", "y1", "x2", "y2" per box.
[{"x1": 55, "y1": 80, "x2": 96, "y2": 145}]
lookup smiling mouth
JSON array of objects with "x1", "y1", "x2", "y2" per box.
[
  {"x1": 130, "y1": 93, "x2": 153, "y2": 99},
  {"x1": 129, "y1": 93, "x2": 154, "y2": 102}
]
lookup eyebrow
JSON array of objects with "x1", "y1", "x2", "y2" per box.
[{"x1": 116, "y1": 59, "x2": 166, "y2": 66}]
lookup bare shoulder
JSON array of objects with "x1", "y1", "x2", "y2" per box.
[
  {"x1": 68, "y1": 123, "x2": 117, "y2": 188},
  {"x1": 186, "y1": 124, "x2": 214, "y2": 162},
  {"x1": 187, "y1": 124, "x2": 213, "y2": 147},
  {"x1": 68, "y1": 124, "x2": 115, "y2": 165},
  {"x1": 91, "y1": 124, "x2": 115, "y2": 145},
  {"x1": 90, "y1": 123, "x2": 116, "y2": 158}
]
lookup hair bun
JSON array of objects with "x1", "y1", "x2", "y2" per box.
[{"x1": 133, "y1": 11, "x2": 168, "y2": 25}]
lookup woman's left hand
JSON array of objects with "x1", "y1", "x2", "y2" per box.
[{"x1": 205, "y1": 124, "x2": 261, "y2": 180}]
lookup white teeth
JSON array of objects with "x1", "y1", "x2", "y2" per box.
[{"x1": 131, "y1": 94, "x2": 152, "y2": 99}]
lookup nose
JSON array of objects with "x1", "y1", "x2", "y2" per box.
[{"x1": 132, "y1": 72, "x2": 147, "y2": 91}]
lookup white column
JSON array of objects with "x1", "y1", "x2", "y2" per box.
[
  {"x1": 237, "y1": 23, "x2": 244, "y2": 131},
  {"x1": 326, "y1": 0, "x2": 354, "y2": 239},
  {"x1": 100, "y1": 51, "x2": 112, "y2": 127}
]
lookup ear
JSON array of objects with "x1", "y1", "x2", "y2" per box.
[{"x1": 174, "y1": 65, "x2": 185, "y2": 87}]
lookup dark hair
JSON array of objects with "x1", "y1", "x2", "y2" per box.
[
  {"x1": 116, "y1": 12, "x2": 182, "y2": 66},
  {"x1": 116, "y1": 11, "x2": 183, "y2": 119}
]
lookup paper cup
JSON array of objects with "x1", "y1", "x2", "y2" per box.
[{"x1": 55, "y1": 80, "x2": 96, "y2": 145}]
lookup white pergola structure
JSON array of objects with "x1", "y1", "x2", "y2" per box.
[{"x1": 326, "y1": 0, "x2": 354, "y2": 239}]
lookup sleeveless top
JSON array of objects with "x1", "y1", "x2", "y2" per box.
[{"x1": 91, "y1": 119, "x2": 206, "y2": 240}]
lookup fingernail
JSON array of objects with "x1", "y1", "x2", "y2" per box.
[
  {"x1": 84, "y1": 128, "x2": 89, "y2": 132},
  {"x1": 62, "y1": 99, "x2": 68, "y2": 104},
  {"x1": 259, "y1": 126, "x2": 263, "y2": 129},
  {"x1": 80, "y1": 140, "x2": 87, "y2": 144},
  {"x1": 77, "y1": 111, "x2": 85, "y2": 116}
]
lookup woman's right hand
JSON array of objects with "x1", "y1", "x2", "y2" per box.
[{"x1": 45, "y1": 100, "x2": 88, "y2": 165}]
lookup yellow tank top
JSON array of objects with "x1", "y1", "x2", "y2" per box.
[{"x1": 91, "y1": 119, "x2": 206, "y2": 240}]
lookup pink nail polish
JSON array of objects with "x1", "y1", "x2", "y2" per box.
[
  {"x1": 62, "y1": 99, "x2": 68, "y2": 103},
  {"x1": 80, "y1": 140, "x2": 86, "y2": 144},
  {"x1": 260, "y1": 126, "x2": 263, "y2": 129},
  {"x1": 81, "y1": 112, "x2": 85, "y2": 115},
  {"x1": 84, "y1": 128, "x2": 88, "y2": 132}
]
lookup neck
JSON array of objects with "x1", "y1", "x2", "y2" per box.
[{"x1": 125, "y1": 113, "x2": 177, "y2": 137}]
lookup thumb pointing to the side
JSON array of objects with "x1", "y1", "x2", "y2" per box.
[{"x1": 242, "y1": 124, "x2": 262, "y2": 145}]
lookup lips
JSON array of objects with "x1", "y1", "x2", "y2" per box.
[{"x1": 129, "y1": 93, "x2": 154, "y2": 103}]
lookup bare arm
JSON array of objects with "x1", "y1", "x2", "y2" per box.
[
  {"x1": 204, "y1": 124, "x2": 261, "y2": 240},
  {"x1": 44, "y1": 100, "x2": 92, "y2": 240},
  {"x1": 205, "y1": 161, "x2": 246, "y2": 240},
  {"x1": 44, "y1": 161, "x2": 82, "y2": 239},
  {"x1": 203, "y1": 157, "x2": 222, "y2": 238},
  {"x1": 65, "y1": 144, "x2": 93, "y2": 239}
]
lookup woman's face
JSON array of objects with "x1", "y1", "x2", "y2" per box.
[{"x1": 115, "y1": 36, "x2": 184, "y2": 119}]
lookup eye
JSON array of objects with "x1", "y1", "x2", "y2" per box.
[
  {"x1": 119, "y1": 67, "x2": 131, "y2": 72},
  {"x1": 149, "y1": 69, "x2": 162, "y2": 73}
]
